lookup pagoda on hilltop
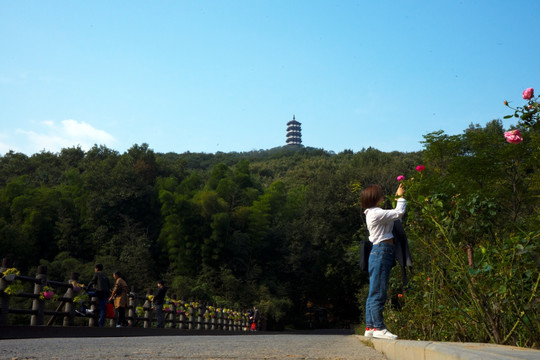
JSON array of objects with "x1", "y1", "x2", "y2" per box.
[{"x1": 286, "y1": 115, "x2": 302, "y2": 146}]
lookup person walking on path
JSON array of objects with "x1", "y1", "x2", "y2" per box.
[
  {"x1": 109, "y1": 271, "x2": 129, "y2": 327},
  {"x1": 361, "y1": 183, "x2": 406, "y2": 340},
  {"x1": 86, "y1": 263, "x2": 110, "y2": 327},
  {"x1": 153, "y1": 280, "x2": 167, "y2": 328}
]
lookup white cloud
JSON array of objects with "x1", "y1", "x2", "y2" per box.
[
  {"x1": 61, "y1": 119, "x2": 115, "y2": 143},
  {"x1": 13, "y1": 119, "x2": 116, "y2": 155}
]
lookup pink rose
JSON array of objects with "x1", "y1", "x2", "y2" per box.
[
  {"x1": 396, "y1": 175, "x2": 405, "y2": 182},
  {"x1": 504, "y1": 129, "x2": 523, "y2": 144},
  {"x1": 522, "y1": 88, "x2": 534, "y2": 100},
  {"x1": 416, "y1": 165, "x2": 425, "y2": 172}
]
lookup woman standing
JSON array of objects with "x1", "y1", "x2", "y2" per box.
[
  {"x1": 109, "y1": 271, "x2": 129, "y2": 327},
  {"x1": 361, "y1": 183, "x2": 405, "y2": 339}
]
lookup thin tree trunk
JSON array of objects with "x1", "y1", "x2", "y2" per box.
[{"x1": 467, "y1": 244, "x2": 474, "y2": 268}]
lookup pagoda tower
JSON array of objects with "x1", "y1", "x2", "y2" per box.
[{"x1": 286, "y1": 115, "x2": 302, "y2": 146}]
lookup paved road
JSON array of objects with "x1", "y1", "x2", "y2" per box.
[{"x1": 0, "y1": 334, "x2": 386, "y2": 360}]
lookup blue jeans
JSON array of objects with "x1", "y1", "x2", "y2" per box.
[
  {"x1": 155, "y1": 304, "x2": 164, "y2": 328},
  {"x1": 87, "y1": 291, "x2": 108, "y2": 327},
  {"x1": 97, "y1": 296, "x2": 108, "y2": 327},
  {"x1": 365, "y1": 242, "x2": 395, "y2": 330}
]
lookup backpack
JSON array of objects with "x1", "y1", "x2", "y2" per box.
[{"x1": 359, "y1": 239, "x2": 372, "y2": 272}]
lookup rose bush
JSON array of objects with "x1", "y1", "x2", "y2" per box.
[
  {"x1": 380, "y1": 126, "x2": 539, "y2": 347},
  {"x1": 504, "y1": 87, "x2": 539, "y2": 130}
]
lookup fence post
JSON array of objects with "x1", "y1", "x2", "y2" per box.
[
  {"x1": 63, "y1": 272, "x2": 79, "y2": 326},
  {"x1": 218, "y1": 308, "x2": 223, "y2": 330},
  {"x1": 197, "y1": 302, "x2": 203, "y2": 330},
  {"x1": 30, "y1": 265, "x2": 47, "y2": 326},
  {"x1": 0, "y1": 258, "x2": 14, "y2": 325},
  {"x1": 88, "y1": 293, "x2": 97, "y2": 327},
  {"x1": 187, "y1": 301, "x2": 193, "y2": 330},
  {"x1": 143, "y1": 289, "x2": 152, "y2": 328},
  {"x1": 178, "y1": 299, "x2": 185, "y2": 329},
  {"x1": 170, "y1": 294, "x2": 177, "y2": 329},
  {"x1": 127, "y1": 286, "x2": 135, "y2": 326},
  {"x1": 219, "y1": 308, "x2": 224, "y2": 330},
  {"x1": 223, "y1": 309, "x2": 228, "y2": 331},
  {"x1": 210, "y1": 304, "x2": 216, "y2": 330},
  {"x1": 203, "y1": 303, "x2": 209, "y2": 330}
]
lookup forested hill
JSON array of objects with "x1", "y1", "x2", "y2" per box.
[
  {"x1": 0, "y1": 143, "x2": 421, "y2": 327},
  {"x1": 1, "y1": 119, "x2": 537, "y2": 332}
]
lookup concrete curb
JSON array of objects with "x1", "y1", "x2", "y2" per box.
[{"x1": 356, "y1": 335, "x2": 540, "y2": 360}]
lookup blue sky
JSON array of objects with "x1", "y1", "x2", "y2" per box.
[{"x1": 1, "y1": 1, "x2": 538, "y2": 156}]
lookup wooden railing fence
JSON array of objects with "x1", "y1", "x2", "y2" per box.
[{"x1": 0, "y1": 258, "x2": 251, "y2": 330}]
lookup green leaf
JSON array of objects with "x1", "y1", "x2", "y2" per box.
[{"x1": 481, "y1": 264, "x2": 492, "y2": 272}]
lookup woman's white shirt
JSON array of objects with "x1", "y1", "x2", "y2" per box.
[{"x1": 364, "y1": 198, "x2": 407, "y2": 245}]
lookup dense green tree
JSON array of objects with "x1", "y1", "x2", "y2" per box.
[{"x1": 0, "y1": 152, "x2": 32, "y2": 187}]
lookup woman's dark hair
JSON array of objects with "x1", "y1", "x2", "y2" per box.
[
  {"x1": 113, "y1": 271, "x2": 123, "y2": 279},
  {"x1": 361, "y1": 184, "x2": 384, "y2": 209}
]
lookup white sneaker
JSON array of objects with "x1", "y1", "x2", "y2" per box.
[
  {"x1": 364, "y1": 328, "x2": 374, "y2": 337},
  {"x1": 373, "y1": 329, "x2": 398, "y2": 339}
]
